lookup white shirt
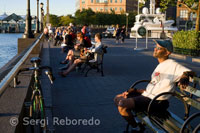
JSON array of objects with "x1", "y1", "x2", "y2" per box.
[
  {"x1": 90, "y1": 42, "x2": 102, "y2": 53},
  {"x1": 142, "y1": 59, "x2": 191, "y2": 100},
  {"x1": 89, "y1": 42, "x2": 103, "y2": 63}
]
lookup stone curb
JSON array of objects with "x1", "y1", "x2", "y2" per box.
[{"x1": 170, "y1": 53, "x2": 200, "y2": 64}]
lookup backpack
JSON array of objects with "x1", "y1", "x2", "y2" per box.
[{"x1": 84, "y1": 36, "x2": 92, "y2": 48}]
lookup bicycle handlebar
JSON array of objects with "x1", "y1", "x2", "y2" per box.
[
  {"x1": 45, "y1": 70, "x2": 54, "y2": 84},
  {"x1": 14, "y1": 66, "x2": 55, "y2": 87}
]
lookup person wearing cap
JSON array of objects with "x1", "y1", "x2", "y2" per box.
[{"x1": 114, "y1": 39, "x2": 195, "y2": 131}]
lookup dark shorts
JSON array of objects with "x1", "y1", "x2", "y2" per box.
[
  {"x1": 128, "y1": 92, "x2": 169, "y2": 112},
  {"x1": 131, "y1": 95, "x2": 151, "y2": 112}
]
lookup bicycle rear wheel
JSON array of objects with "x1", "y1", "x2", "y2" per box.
[{"x1": 30, "y1": 95, "x2": 45, "y2": 133}]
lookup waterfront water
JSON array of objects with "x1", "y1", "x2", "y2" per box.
[{"x1": 0, "y1": 33, "x2": 23, "y2": 69}]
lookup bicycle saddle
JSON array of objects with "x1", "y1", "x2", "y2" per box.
[{"x1": 30, "y1": 57, "x2": 41, "y2": 64}]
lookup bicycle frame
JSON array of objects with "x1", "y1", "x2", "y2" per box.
[{"x1": 13, "y1": 57, "x2": 55, "y2": 132}]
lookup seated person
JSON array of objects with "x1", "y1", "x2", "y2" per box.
[
  {"x1": 114, "y1": 39, "x2": 195, "y2": 131},
  {"x1": 60, "y1": 29, "x2": 74, "y2": 53},
  {"x1": 58, "y1": 33, "x2": 103, "y2": 77},
  {"x1": 59, "y1": 32, "x2": 91, "y2": 69},
  {"x1": 43, "y1": 26, "x2": 49, "y2": 41}
]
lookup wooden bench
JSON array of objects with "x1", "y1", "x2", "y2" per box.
[
  {"x1": 125, "y1": 76, "x2": 200, "y2": 133},
  {"x1": 81, "y1": 46, "x2": 107, "y2": 77}
]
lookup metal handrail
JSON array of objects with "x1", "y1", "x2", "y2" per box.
[{"x1": 0, "y1": 33, "x2": 43, "y2": 96}]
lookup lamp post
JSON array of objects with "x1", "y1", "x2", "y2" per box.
[
  {"x1": 46, "y1": 0, "x2": 49, "y2": 25},
  {"x1": 160, "y1": 20, "x2": 166, "y2": 39},
  {"x1": 23, "y1": 0, "x2": 34, "y2": 38},
  {"x1": 40, "y1": 2, "x2": 44, "y2": 32},
  {"x1": 35, "y1": 0, "x2": 40, "y2": 33},
  {"x1": 126, "y1": 13, "x2": 129, "y2": 36},
  {"x1": 138, "y1": 0, "x2": 140, "y2": 15}
]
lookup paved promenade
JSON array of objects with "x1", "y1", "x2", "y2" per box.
[{"x1": 42, "y1": 38, "x2": 200, "y2": 133}]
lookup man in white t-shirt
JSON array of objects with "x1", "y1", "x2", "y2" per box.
[{"x1": 114, "y1": 39, "x2": 195, "y2": 130}]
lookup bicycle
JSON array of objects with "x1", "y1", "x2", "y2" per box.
[{"x1": 14, "y1": 57, "x2": 55, "y2": 133}]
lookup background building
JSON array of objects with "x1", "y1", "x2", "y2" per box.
[
  {"x1": 176, "y1": 1, "x2": 197, "y2": 30},
  {"x1": 0, "y1": 13, "x2": 36, "y2": 33},
  {"x1": 76, "y1": 0, "x2": 80, "y2": 11},
  {"x1": 79, "y1": 0, "x2": 137, "y2": 14}
]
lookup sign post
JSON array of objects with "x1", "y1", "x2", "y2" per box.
[{"x1": 134, "y1": 26, "x2": 148, "y2": 50}]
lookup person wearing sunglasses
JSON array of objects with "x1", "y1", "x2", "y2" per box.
[{"x1": 114, "y1": 39, "x2": 195, "y2": 131}]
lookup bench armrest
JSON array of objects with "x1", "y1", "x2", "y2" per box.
[
  {"x1": 147, "y1": 92, "x2": 189, "y2": 120},
  {"x1": 129, "y1": 79, "x2": 150, "y2": 90},
  {"x1": 127, "y1": 79, "x2": 150, "y2": 94},
  {"x1": 180, "y1": 112, "x2": 200, "y2": 133}
]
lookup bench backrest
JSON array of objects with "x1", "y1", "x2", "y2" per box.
[
  {"x1": 176, "y1": 76, "x2": 200, "y2": 114},
  {"x1": 93, "y1": 46, "x2": 107, "y2": 63}
]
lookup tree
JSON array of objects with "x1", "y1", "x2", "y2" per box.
[
  {"x1": 44, "y1": 14, "x2": 60, "y2": 27},
  {"x1": 75, "y1": 9, "x2": 95, "y2": 26},
  {"x1": 59, "y1": 15, "x2": 75, "y2": 26},
  {"x1": 128, "y1": 11, "x2": 137, "y2": 27}
]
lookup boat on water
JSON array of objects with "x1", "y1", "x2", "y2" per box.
[{"x1": 130, "y1": 1, "x2": 178, "y2": 38}]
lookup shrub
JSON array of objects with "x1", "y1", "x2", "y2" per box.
[{"x1": 172, "y1": 30, "x2": 200, "y2": 56}]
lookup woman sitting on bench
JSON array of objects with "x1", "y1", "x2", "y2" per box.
[{"x1": 59, "y1": 33, "x2": 103, "y2": 77}]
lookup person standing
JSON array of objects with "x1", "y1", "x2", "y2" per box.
[
  {"x1": 120, "y1": 25, "x2": 126, "y2": 43},
  {"x1": 115, "y1": 24, "x2": 121, "y2": 44}
]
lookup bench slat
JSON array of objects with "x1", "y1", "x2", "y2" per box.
[
  {"x1": 183, "y1": 97, "x2": 200, "y2": 110},
  {"x1": 184, "y1": 86, "x2": 200, "y2": 97},
  {"x1": 193, "y1": 77, "x2": 200, "y2": 86},
  {"x1": 176, "y1": 91, "x2": 200, "y2": 110},
  {"x1": 136, "y1": 111, "x2": 185, "y2": 133},
  {"x1": 136, "y1": 112, "x2": 166, "y2": 133},
  {"x1": 151, "y1": 112, "x2": 184, "y2": 133}
]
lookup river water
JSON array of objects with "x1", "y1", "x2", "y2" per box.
[{"x1": 0, "y1": 33, "x2": 23, "y2": 69}]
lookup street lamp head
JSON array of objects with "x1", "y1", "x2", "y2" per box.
[
  {"x1": 40, "y1": 2, "x2": 44, "y2": 8},
  {"x1": 126, "y1": 13, "x2": 129, "y2": 16}
]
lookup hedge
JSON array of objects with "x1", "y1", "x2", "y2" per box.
[{"x1": 172, "y1": 30, "x2": 200, "y2": 56}]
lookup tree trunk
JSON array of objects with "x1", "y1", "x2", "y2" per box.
[
  {"x1": 195, "y1": 0, "x2": 200, "y2": 31},
  {"x1": 155, "y1": 0, "x2": 161, "y2": 8}
]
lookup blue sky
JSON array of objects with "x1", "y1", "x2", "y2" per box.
[{"x1": 0, "y1": 0, "x2": 77, "y2": 16}]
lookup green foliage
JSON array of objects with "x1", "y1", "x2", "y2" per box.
[
  {"x1": 44, "y1": 9, "x2": 137, "y2": 28},
  {"x1": 59, "y1": 15, "x2": 75, "y2": 26},
  {"x1": 128, "y1": 12, "x2": 137, "y2": 27},
  {"x1": 75, "y1": 8, "x2": 95, "y2": 25},
  {"x1": 74, "y1": 9, "x2": 137, "y2": 27},
  {"x1": 45, "y1": 14, "x2": 60, "y2": 27},
  {"x1": 172, "y1": 30, "x2": 200, "y2": 56}
]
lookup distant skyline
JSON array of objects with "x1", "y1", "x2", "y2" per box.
[{"x1": 0, "y1": 0, "x2": 77, "y2": 16}]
